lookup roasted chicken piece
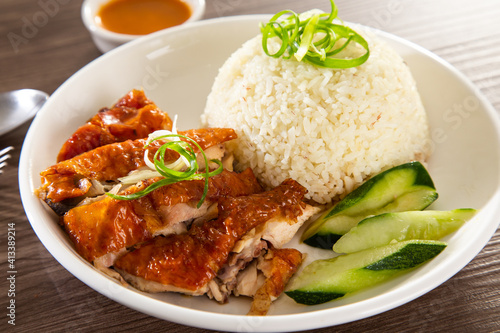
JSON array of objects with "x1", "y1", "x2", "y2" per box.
[
  {"x1": 247, "y1": 247, "x2": 303, "y2": 316},
  {"x1": 37, "y1": 128, "x2": 237, "y2": 209},
  {"x1": 57, "y1": 89, "x2": 173, "y2": 162},
  {"x1": 113, "y1": 179, "x2": 318, "y2": 310},
  {"x1": 208, "y1": 199, "x2": 320, "y2": 303},
  {"x1": 63, "y1": 168, "x2": 262, "y2": 266}
]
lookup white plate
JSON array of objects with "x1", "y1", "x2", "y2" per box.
[{"x1": 19, "y1": 15, "x2": 500, "y2": 332}]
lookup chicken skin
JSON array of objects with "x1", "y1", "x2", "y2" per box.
[
  {"x1": 63, "y1": 168, "x2": 262, "y2": 265},
  {"x1": 113, "y1": 179, "x2": 315, "y2": 298},
  {"x1": 37, "y1": 127, "x2": 237, "y2": 205},
  {"x1": 57, "y1": 89, "x2": 173, "y2": 162},
  {"x1": 247, "y1": 247, "x2": 303, "y2": 316}
]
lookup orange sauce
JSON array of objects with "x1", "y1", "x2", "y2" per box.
[{"x1": 96, "y1": 0, "x2": 192, "y2": 35}]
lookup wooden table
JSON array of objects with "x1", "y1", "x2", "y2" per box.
[{"x1": 1, "y1": 0, "x2": 499, "y2": 331}]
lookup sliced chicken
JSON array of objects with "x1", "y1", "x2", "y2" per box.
[
  {"x1": 57, "y1": 89, "x2": 173, "y2": 162},
  {"x1": 112, "y1": 179, "x2": 315, "y2": 300},
  {"x1": 247, "y1": 247, "x2": 303, "y2": 316},
  {"x1": 208, "y1": 203, "x2": 320, "y2": 303},
  {"x1": 63, "y1": 168, "x2": 262, "y2": 265},
  {"x1": 37, "y1": 127, "x2": 238, "y2": 206}
]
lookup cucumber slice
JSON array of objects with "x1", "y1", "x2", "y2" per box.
[
  {"x1": 301, "y1": 161, "x2": 438, "y2": 249},
  {"x1": 286, "y1": 240, "x2": 447, "y2": 305},
  {"x1": 333, "y1": 209, "x2": 476, "y2": 254}
]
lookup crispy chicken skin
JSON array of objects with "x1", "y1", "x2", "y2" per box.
[
  {"x1": 247, "y1": 247, "x2": 303, "y2": 316},
  {"x1": 57, "y1": 89, "x2": 173, "y2": 162},
  {"x1": 63, "y1": 168, "x2": 262, "y2": 263},
  {"x1": 113, "y1": 179, "x2": 308, "y2": 294},
  {"x1": 37, "y1": 128, "x2": 238, "y2": 203},
  {"x1": 210, "y1": 202, "x2": 320, "y2": 303}
]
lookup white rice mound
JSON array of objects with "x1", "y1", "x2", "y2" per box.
[{"x1": 202, "y1": 25, "x2": 431, "y2": 204}]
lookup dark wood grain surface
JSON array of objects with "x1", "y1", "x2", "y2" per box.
[{"x1": 1, "y1": 0, "x2": 499, "y2": 332}]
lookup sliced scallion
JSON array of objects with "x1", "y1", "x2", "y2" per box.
[
  {"x1": 260, "y1": 0, "x2": 369, "y2": 68},
  {"x1": 106, "y1": 134, "x2": 223, "y2": 208}
]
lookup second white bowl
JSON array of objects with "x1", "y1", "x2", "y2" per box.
[{"x1": 81, "y1": 0, "x2": 206, "y2": 53}]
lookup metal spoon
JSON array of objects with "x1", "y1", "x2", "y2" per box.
[{"x1": 0, "y1": 89, "x2": 49, "y2": 137}]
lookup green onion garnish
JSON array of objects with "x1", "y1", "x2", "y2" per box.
[
  {"x1": 106, "y1": 134, "x2": 223, "y2": 208},
  {"x1": 260, "y1": 0, "x2": 369, "y2": 68}
]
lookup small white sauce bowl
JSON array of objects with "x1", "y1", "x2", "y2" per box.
[{"x1": 81, "y1": 0, "x2": 206, "y2": 53}]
